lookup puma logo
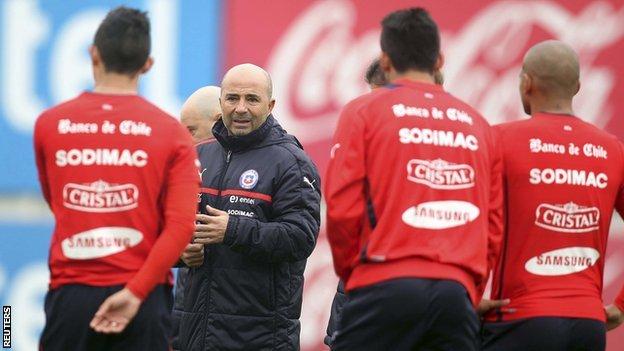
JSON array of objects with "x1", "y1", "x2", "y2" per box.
[
  {"x1": 303, "y1": 176, "x2": 316, "y2": 190},
  {"x1": 198, "y1": 168, "x2": 207, "y2": 181}
]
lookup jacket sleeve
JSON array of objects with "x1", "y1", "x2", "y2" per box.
[
  {"x1": 222, "y1": 156, "x2": 321, "y2": 263},
  {"x1": 478, "y1": 126, "x2": 505, "y2": 297},
  {"x1": 325, "y1": 100, "x2": 367, "y2": 282}
]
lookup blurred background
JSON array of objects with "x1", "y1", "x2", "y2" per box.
[{"x1": 0, "y1": 0, "x2": 623, "y2": 350}]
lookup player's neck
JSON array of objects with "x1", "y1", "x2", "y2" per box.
[
  {"x1": 390, "y1": 70, "x2": 435, "y2": 85},
  {"x1": 531, "y1": 98, "x2": 574, "y2": 116},
  {"x1": 93, "y1": 72, "x2": 140, "y2": 95}
]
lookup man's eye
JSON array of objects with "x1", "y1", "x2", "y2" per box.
[{"x1": 226, "y1": 96, "x2": 238, "y2": 101}]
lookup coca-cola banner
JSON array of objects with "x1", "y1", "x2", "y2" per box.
[{"x1": 224, "y1": 1, "x2": 624, "y2": 350}]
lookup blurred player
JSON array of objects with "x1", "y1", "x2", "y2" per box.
[
  {"x1": 324, "y1": 59, "x2": 387, "y2": 348},
  {"x1": 481, "y1": 40, "x2": 624, "y2": 351},
  {"x1": 35, "y1": 7, "x2": 199, "y2": 351},
  {"x1": 325, "y1": 8, "x2": 503, "y2": 351},
  {"x1": 180, "y1": 86, "x2": 222, "y2": 143},
  {"x1": 172, "y1": 85, "x2": 221, "y2": 351}
]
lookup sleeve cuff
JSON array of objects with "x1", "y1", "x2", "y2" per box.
[
  {"x1": 615, "y1": 295, "x2": 624, "y2": 312},
  {"x1": 125, "y1": 281, "x2": 148, "y2": 302}
]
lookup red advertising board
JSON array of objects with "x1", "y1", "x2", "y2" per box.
[{"x1": 223, "y1": 1, "x2": 624, "y2": 350}]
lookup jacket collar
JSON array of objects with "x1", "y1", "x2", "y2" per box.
[{"x1": 213, "y1": 114, "x2": 276, "y2": 152}]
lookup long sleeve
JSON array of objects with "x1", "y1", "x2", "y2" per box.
[
  {"x1": 612, "y1": 142, "x2": 624, "y2": 311},
  {"x1": 478, "y1": 127, "x2": 505, "y2": 297},
  {"x1": 33, "y1": 116, "x2": 51, "y2": 207},
  {"x1": 126, "y1": 128, "x2": 199, "y2": 300},
  {"x1": 222, "y1": 157, "x2": 321, "y2": 263},
  {"x1": 325, "y1": 100, "x2": 367, "y2": 281}
]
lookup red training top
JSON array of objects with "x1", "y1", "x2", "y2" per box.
[
  {"x1": 34, "y1": 92, "x2": 199, "y2": 300},
  {"x1": 325, "y1": 79, "x2": 504, "y2": 304},
  {"x1": 486, "y1": 113, "x2": 624, "y2": 322}
]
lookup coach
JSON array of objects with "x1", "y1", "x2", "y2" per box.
[{"x1": 176, "y1": 64, "x2": 321, "y2": 350}]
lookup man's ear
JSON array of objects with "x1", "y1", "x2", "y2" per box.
[
  {"x1": 434, "y1": 52, "x2": 444, "y2": 71},
  {"x1": 89, "y1": 45, "x2": 100, "y2": 67},
  {"x1": 140, "y1": 57, "x2": 154, "y2": 74},
  {"x1": 268, "y1": 99, "x2": 276, "y2": 114},
  {"x1": 521, "y1": 72, "x2": 532, "y2": 95},
  {"x1": 379, "y1": 52, "x2": 392, "y2": 73}
]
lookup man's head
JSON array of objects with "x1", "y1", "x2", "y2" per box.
[
  {"x1": 220, "y1": 64, "x2": 275, "y2": 136},
  {"x1": 520, "y1": 40, "x2": 580, "y2": 114},
  {"x1": 181, "y1": 86, "x2": 222, "y2": 143},
  {"x1": 379, "y1": 8, "x2": 442, "y2": 80},
  {"x1": 365, "y1": 59, "x2": 388, "y2": 89},
  {"x1": 90, "y1": 7, "x2": 153, "y2": 78}
]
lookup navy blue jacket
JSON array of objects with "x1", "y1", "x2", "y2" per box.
[{"x1": 175, "y1": 115, "x2": 321, "y2": 351}]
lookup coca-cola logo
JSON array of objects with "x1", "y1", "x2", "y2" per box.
[
  {"x1": 267, "y1": 0, "x2": 624, "y2": 143},
  {"x1": 407, "y1": 159, "x2": 475, "y2": 190},
  {"x1": 535, "y1": 202, "x2": 600, "y2": 233}
]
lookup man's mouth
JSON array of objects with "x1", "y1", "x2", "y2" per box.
[{"x1": 232, "y1": 118, "x2": 252, "y2": 127}]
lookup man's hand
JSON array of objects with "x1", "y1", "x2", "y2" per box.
[
  {"x1": 605, "y1": 304, "x2": 624, "y2": 331},
  {"x1": 90, "y1": 288, "x2": 141, "y2": 334},
  {"x1": 181, "y1": 243, "x2": 204, "y2": 267},
  {"x1": 193, "y1": 205, "x2": 229, "y2": 245},
  {"x1": 477, "y1": 298, "x2": 512, "y2": 316}
]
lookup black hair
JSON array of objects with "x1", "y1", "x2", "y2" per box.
[
  {"x1": 93, "y1": 6, "x2": 151, "y2": 75},
  {"x1": 380, "y1": 8, "x2": 440, "y2": 73},
  {"x1": 365, "y1": 59, "x2": 387, "y2": 86}
]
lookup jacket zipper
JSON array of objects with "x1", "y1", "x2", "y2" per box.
[
  {"x1": 216, "y1": 150, "x2": 232, "y2": 207},
  {"x1": 202, "y1": 149, "x2": 231, "y2": 350}
]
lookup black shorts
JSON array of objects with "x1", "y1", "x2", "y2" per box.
[
  {"x1": 332, "y1": 278, "x2": 479, "y2": 351},
  {"x1": 481, "y1": 316, "x2": 606, "y2": 351},
  {"x1": 40, "y1": 284, "x2": 173, "y2": 351}
]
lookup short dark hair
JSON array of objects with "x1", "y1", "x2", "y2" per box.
[
  {"x1": 93, "y1": 6, "x2": 151, "y2": 75},
  {"x1": 365, "y1": 59, "x2": 387, "y2": 87},
  {"x1": 380, "y1": 8, "x2": 440, "y2": 73}
]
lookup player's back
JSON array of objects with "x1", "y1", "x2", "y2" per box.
[
  {"x1": 34, "y1": 92, "x2": 192, "y2": 289},
  {"x1": 339, "y1": 78, "x2": 500, "y2": 303},
  {"x1": 489, "y1": 112, "x2": 624, "y2": 322}
]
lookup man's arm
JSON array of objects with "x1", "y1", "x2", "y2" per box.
[
  {"x1": 125, "y1": 128, "x2": 200, "y2": 300},
  {"x1": 91, "y1": 125, "x2": 199, "y2": 333},
  {"x1": 33, "y1": 116, "x2": 51, "y2": 206},
  {"x1": 325, "y1": 100, "x2": 367, "y2": 282},
  {"x1": 604, "y1": 141, "x2": 624, "y2": 330},
  {"x1": 479, "y1": 127, "x2": 505, "y2": 297},
  {"x1": 222, "y1": 158, "x2": 321, "y2": 262}
]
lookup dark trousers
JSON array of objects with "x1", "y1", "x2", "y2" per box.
[
  {"x1": 325, "y1": 280, "x2": 347, "y2": 348},
  {"x1": 332, "y1": 278, "x2": 479, "y2": 351},
  {"x1": 40, "y1": 284, "x2": 173, "y2": 351},
  {"x1": 481, "y1": 316, "x2": 606, "y2": 351}
]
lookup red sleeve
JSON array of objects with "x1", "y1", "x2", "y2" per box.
[
  {"x1": 477, "y1": 125, "x2": 505, "y2": 297},
  {"x1": 325, "y1": 99, "x2": 367, "y2": 281},
  {"x1": 612, "y1": 141, "x2": 624, "y2": 311},
  {"x1": 126, "y1": 126, "x2": 199, "y2": 300},
  {"x1": 33, "y1": 116, "x2": 51, "y2": 206}
]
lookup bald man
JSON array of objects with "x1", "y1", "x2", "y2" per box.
[
  {"x1": 171, "y1": 86, "x2": 222, "y2": 351},
  {"x1": 480, "y1": 40, "x2": 624, "y2": 351},
  {"x1": 180, "y1": 86, "x2": 222, "y2": 143},
  {"x1": 176, "y1": 63, "x2": 321, "y2": 350}
]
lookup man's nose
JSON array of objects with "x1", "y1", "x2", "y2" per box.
[{"x1": 235, "y1": 100, "x2": 247, "y2": 114}]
